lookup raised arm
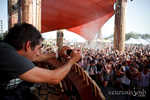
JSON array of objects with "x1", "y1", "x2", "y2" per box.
[{"x1": 19, "y1": 49, "x2": 81, "y2": 84}]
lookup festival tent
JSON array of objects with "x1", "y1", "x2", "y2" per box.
[
  {"x1": 125, "y1": 38, "x2": 139, "y2": 44},
  {"x1": 125, "y1": 38, "x2": 150, "y2": 45},
  {"x1": 41, "y1": 0, "x2": 116, "y2": 40},
  {"x1": 135, "y1": 38, "x2": 150, "y2": 45},
  {"x1": 42, "y1": 30, "x2": 86, "y2": 42}
]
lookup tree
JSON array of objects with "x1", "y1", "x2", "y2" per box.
[
  {"x1": 0, "y1": 31, "x2": 8, "y2": 40},
  {"x1": 125, "y1": 32, "x2": 139, "y2": 40},
  {"x1": 105, "y1": 32, "x2": 150, "y2": 41}
]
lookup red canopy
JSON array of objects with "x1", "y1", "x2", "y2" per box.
[{"x1": 41, "y1": 0, "x2": 116, "y2": 40}]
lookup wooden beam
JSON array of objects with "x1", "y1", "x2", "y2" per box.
[
  {"x1": 8, "y1": 0, "x2": 41, "y2": 31},
  {"x1": 57, "y1": 30, "x2": 64, "y2": 53},
  {"x1": 22, "y1": 0, "x2": 41, "y2": 31},
  {"x1": 114, "y1": 0, "x2": 127, "y2": 51},
  {"x1": 8, "y1": 0, "x2": 19, "y2": 28}
]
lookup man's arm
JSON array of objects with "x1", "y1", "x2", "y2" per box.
[{"x1": 19, "y1": 49, "x2": 81, "y2": 84}]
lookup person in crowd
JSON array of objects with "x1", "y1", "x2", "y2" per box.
[{"x1": 138, "y1": 67, "x2": 150, "y2": 88}]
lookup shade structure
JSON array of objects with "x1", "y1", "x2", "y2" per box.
[{"x1": 41, "y1": 0, "x2": 116, "y2": 40}]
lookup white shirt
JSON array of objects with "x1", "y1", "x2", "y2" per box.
[{"x1": 138, "y1": 72, "x2": 150, "y2": 87}]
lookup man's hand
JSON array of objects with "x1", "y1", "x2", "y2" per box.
[{"x1": 70, "y1": 49, "x2": 81, "y2": 63}]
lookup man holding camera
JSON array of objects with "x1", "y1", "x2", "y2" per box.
[{"x1": 0, "y1": 23, "x2": 81, "y2": 100}]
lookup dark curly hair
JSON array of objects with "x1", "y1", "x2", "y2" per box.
[{"x1": 4, "y1": 23, "x2": 43, "y2": 50}]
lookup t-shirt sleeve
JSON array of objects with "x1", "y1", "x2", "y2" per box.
[
  {"x1": 11, "y1": 55, "x2": 35, "y2": 76},
  {"x1": 0, "y1": 48, "x2": 35, "y2": 77}
]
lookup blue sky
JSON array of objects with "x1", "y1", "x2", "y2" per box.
[
  {"x1": 0, "y1": 0, "x2": 150, "y2": 39},
  {"x1": 102, "y1": 0, "x2": 150, "y2": 37},
  {"x1": 0, "y1": 0, "x2": 8, "y2": 32}
]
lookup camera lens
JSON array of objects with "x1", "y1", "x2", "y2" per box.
[{"x1": 66, "y1": 49, "x2": 72, "y2": 56}]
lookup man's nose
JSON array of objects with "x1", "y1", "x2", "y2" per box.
[{"x1": 36, "y1": 50, "x2": 41, "y2": 57}]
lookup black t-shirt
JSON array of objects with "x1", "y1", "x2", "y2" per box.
[{"x1": 0, "y1": 42, "x2": 35, "y2": 86}]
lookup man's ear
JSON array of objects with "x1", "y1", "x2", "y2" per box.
[{"x1": 25, "y1": 41, "x2": 31, "y2": 52}]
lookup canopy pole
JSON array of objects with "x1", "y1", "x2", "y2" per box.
[
  {"x1": 8, "y1": 0, "x2": 41, "y2": 31},
  {"x1": 114, "y1": 0, "x2": 127, "y2": 51},
  {"x1": 8, "y1": 0, "x2": 19, "y2": 28},
  {"x1": 22, "y1": 0, "x2": 41, "y2": 31},
  {"x1": 56, "y1": 30, "x2": 64, "y2": 57}
]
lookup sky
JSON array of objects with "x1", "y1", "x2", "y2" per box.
[
  {"x1": 0, "y1": 0, "x2": 150, "y2": 41},
  {"x1": 0, "y1": 0, "x2": 8, "y2": 33},
  {"x1": 102, "y1": 0, "x2": 150, "y2": 37}
]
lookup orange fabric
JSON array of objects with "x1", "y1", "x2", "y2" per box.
[{"x1": 41, "y1": 0, "x2": 116, "y2": 40}]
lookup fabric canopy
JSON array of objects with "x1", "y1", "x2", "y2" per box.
[{"x1": 41, "y1": 0, "x2": 116, "y2": 40}]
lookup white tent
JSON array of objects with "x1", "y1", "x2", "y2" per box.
[
  {"x1": 42, "y1": 30, "x2": 86, "y2": 42},
  {"x1": 136, "y1": 38, "x2": 149, "y2": 45},
  {"x1": 125, "y1": 38, "x2": 140, "y2": 44},
  {"x1": 125, "y1": 38, "x2": 150, "y2": 45}
]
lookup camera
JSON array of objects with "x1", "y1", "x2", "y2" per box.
[
  {"x1": 65, "y1": 49, "x2": 72, "y2": 56},
  {"x1": 59, "y1": 46, "x2": 73, "y2": 59}
]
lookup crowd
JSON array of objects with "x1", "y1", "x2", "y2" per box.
[
  {"x1": 40, "y1": 42, "x2": 150, "y2": 100},
  {"x1": 77, "y1": 45, "x2": 150, "y2": 100}
]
